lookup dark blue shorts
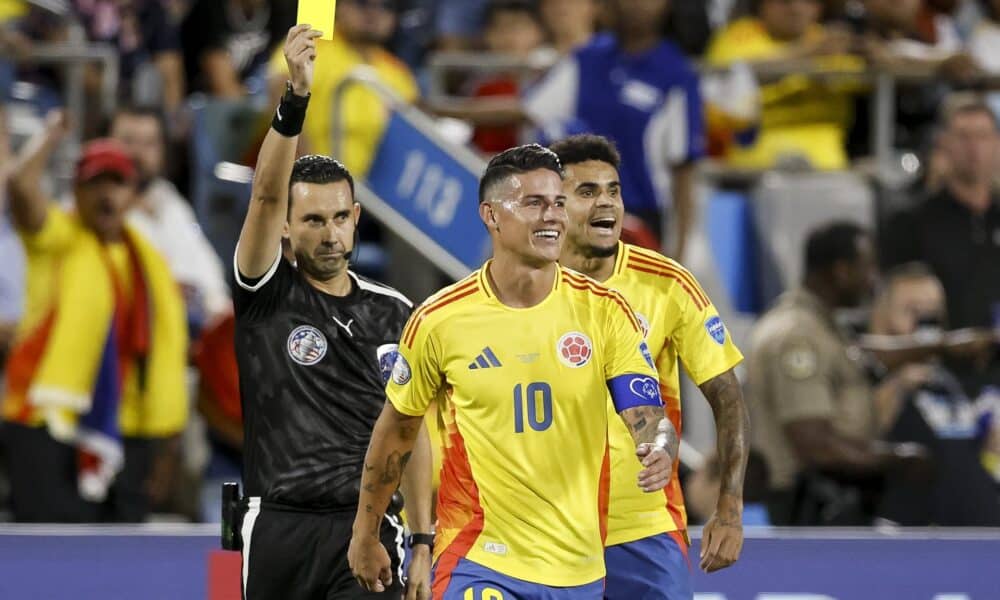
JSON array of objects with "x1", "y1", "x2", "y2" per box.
[
  {"x1": 604, "y1": 531, "x2": 692, "y2": 600},
  {"x1": 435, "y1": 557, "x2": 604, "y2": 600}
]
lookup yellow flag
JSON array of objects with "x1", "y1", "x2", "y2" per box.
[{"x1": 297, "y1": 0, "x2": 336, "y2": 40}]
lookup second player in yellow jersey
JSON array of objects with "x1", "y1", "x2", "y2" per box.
[{"x1": 552, "y1": 135, "x2": 751, "y2": 600}]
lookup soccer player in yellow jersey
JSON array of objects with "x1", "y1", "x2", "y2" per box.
[
  {"x1": 349, "y1": 145, "x2": 680, "y2": 599},
  {"x1": 551, "y1": 135, "x2": 751, "y2": 599}
]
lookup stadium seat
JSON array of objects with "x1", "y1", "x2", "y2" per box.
[
  {"x1": 751, "y1": 171, "x2": 875, "y2": 308},
  {"x1": 188, "y1": 96, "x2": 261, "y2": 263},
  {"x1": 705, "y1": 189, "x2": 761, "y2": 314}
]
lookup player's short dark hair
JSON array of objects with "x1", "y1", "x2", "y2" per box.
[
  {"x1": 479, "y1": 144, "x2": 563, "y2": 204},
  {"x1": 288, "y1": 155, "x2": 356, "y2": 216},
  {"x1": 483, "y1": 0, "x2": 540, "y2": 27},
  {"x1": 548, "y1": 134, "x2": 621, "y2": 170},
  {"x1": 804, "y1": 221, "x2": 868, "y2": 274}
]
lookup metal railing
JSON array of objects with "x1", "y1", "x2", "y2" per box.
[
  {"x1": 331, "y1": 67, "x2": 486, "y2": 281},
  {"x1": 7, "y1": 2, "x2": 120, "y2": 145},
  {"x1": 425, "y1": 50, "x2": 1000, "y2": 177}
]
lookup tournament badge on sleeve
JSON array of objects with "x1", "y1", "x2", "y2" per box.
[
  {"x1": 297, "y1": 0, "x2": 336, "y2": 40},
  {"x1": 377, "y1": 344, "x2": 401, "y2": 385}
]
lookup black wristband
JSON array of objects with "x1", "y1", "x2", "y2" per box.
[
  {"x1": 408, "y1": 533, "x2": 434, "y2": 549},
  {"x1": 271, "y1": 82, "x2": 310, "y2": 137}
]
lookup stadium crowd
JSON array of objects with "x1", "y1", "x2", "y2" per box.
[{"x1": 0, "y1": 0, "x2": 998, "y2": 534}]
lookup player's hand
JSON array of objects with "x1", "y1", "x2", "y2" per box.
[
  {"x1": 283, "y1": 24, "x2": 322, "y2": 96},
  {"x1": 699, "y1": 495, "x2": 744, "y2": 573},
  {"x1": 348, "y1": 533, "x2": 393, "y2": 593},
  {"x1": 404, "y1": 544, "x2": 432, "y2": 600},
  {"x1": 635, "y1": 443, "x2": 672, "y2": 492}
]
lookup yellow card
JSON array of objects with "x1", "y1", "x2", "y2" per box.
[{"x1": 297, "y1": 0, "x2": 336, "y2": 40}]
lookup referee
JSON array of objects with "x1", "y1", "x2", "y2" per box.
[{"x1": 233, "y1": 25, "x2": 432, "y2": 600}]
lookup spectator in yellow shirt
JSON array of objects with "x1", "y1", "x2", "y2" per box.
[
  {"x1": 0, "y1": 0, "x2": 27, "y2": 91},
  {"x1": 706, "y1": 0, "x2": 865, "y2": 170},
  {"x1": 268, "y1": 0, "x2": 418, "y2": 177},
  {"x1": 0, "y1": 0, "x2": 24, "y2": 22}
]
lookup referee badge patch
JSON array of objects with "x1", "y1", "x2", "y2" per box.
[
  {"x1": 287, "y1": 325, "x2": 328, "y2": 365},
  {"x1": 391, "y1": 354, "x2": 412, "y2": 385}
]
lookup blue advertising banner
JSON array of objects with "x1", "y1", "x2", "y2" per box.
[
  {"x1": 364, "y1": 110, "x2": 489, "y2": 278},
  {"x1": 0, "y1": 529, "x2": 216, "y2": 599},
  {"x1": 0, "y1": 528, "x2": 997, "y2": 598},
  {"x1": 690, "y1": 531, "x2": 999, "y2": 600}
]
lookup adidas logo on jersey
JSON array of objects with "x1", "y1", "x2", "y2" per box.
[{"x1": 468, "y1": 347, "x2": 502, "y2": 370}]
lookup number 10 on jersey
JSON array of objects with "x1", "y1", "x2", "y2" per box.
[
  {"x1": 465, "y1": 587, "x2": 505, "y2": 599},
  {"x1": 513, "y1": 382, "x2": 553, "y2": 433}
]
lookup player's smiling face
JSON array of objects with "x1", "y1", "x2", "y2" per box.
[
  {"x1": 286, "y1": 180, "x2": 360, "y2": 282},
  {"x1": 483, "y1": 168, "x2": 567, "y2": 266},
  {"x1": 562, "y1": 160, "x2": 623, "y2": 259}
]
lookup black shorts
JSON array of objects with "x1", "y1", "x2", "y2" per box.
[{"x1": 241, "y1": 497, "x2": 406, "y2": 600}]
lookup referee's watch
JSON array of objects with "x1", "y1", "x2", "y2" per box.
[{"x1": 408, "y1": 533, "x2": 435, "y2": 550}]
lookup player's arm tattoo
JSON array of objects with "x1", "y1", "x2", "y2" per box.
[
  {"x1": 355, "y1": 405, "x2": 423, "y2": 537},
  {"x1": 699, "y1": 369, "x2": 750, "y2": 516},
  {"x1": 620, "y1": 406, "x2": 679, "y2": 461}
]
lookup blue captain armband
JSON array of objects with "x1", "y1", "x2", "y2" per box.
[{"x1": 608, "y1": 374, "x2": 664, "y2": 412}]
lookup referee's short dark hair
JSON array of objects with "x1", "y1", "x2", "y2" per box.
[
  {"x1": 479, "y1": 144, "x2": 563, "y2": 204},
  {"x1": 804, "y1": 221, "x2": 868, "y2": 274},
  {"x1": 288, "y1": 155, "x2": 356, "y2": 215},
  {"x1": 548, "y1": 134, "x2": 621, "y2": 170}
]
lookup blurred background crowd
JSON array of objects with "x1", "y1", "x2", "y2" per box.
[{"x1": 0, "y1": 0, "x2": 999, "y2": 529}]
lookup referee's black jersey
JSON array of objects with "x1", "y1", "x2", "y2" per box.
[{"x1": 233, "y1": 248, "x2": 412, "y2": 510}]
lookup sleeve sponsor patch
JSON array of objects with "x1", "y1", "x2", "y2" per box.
[{"x1": 705, "y1": 316, "x2": 727, "y2": 345}]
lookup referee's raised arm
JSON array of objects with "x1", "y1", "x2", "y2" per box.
[{"x1": 236, "y1": 24, "x2": 322, "y2": 279}]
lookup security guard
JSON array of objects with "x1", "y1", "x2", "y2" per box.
[{"x1": 747, "y1": 222, "x2": 925, "y2": 525}]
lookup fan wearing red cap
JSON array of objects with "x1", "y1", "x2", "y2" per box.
[
  {"x1": 73, "y1": 137, "x2": 137, "y2": 242},
  {"x1": 2, "y1": 109, "x2": 188, "y2": 524}
]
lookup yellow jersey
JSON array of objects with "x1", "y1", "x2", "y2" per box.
[
  {"x1": 2, "y1": 208, "x2": 187, "y2": 437},
  {"x1": 0, "y1": 0, "x2": 25, "y2": 22},
  {"x1": 268, "y1": 33, "x2": 418, "y2": 177},
  {"x1": 705, "y1": 17, "x2": 865, "y2": 170},
  {"x1": 601, "y1": 243, "x2": 744, "y2": 546},
  {"x1": 387, "y1": 263, "x2": 658, "y2": 587}
]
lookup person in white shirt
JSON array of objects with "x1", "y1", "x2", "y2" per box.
[
  {"x1": 0, "y1": 104, "x2": 24, "y2": 362},
  {"x1": 109, "y1": 105, "x2": 231, "y2": 327}
]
